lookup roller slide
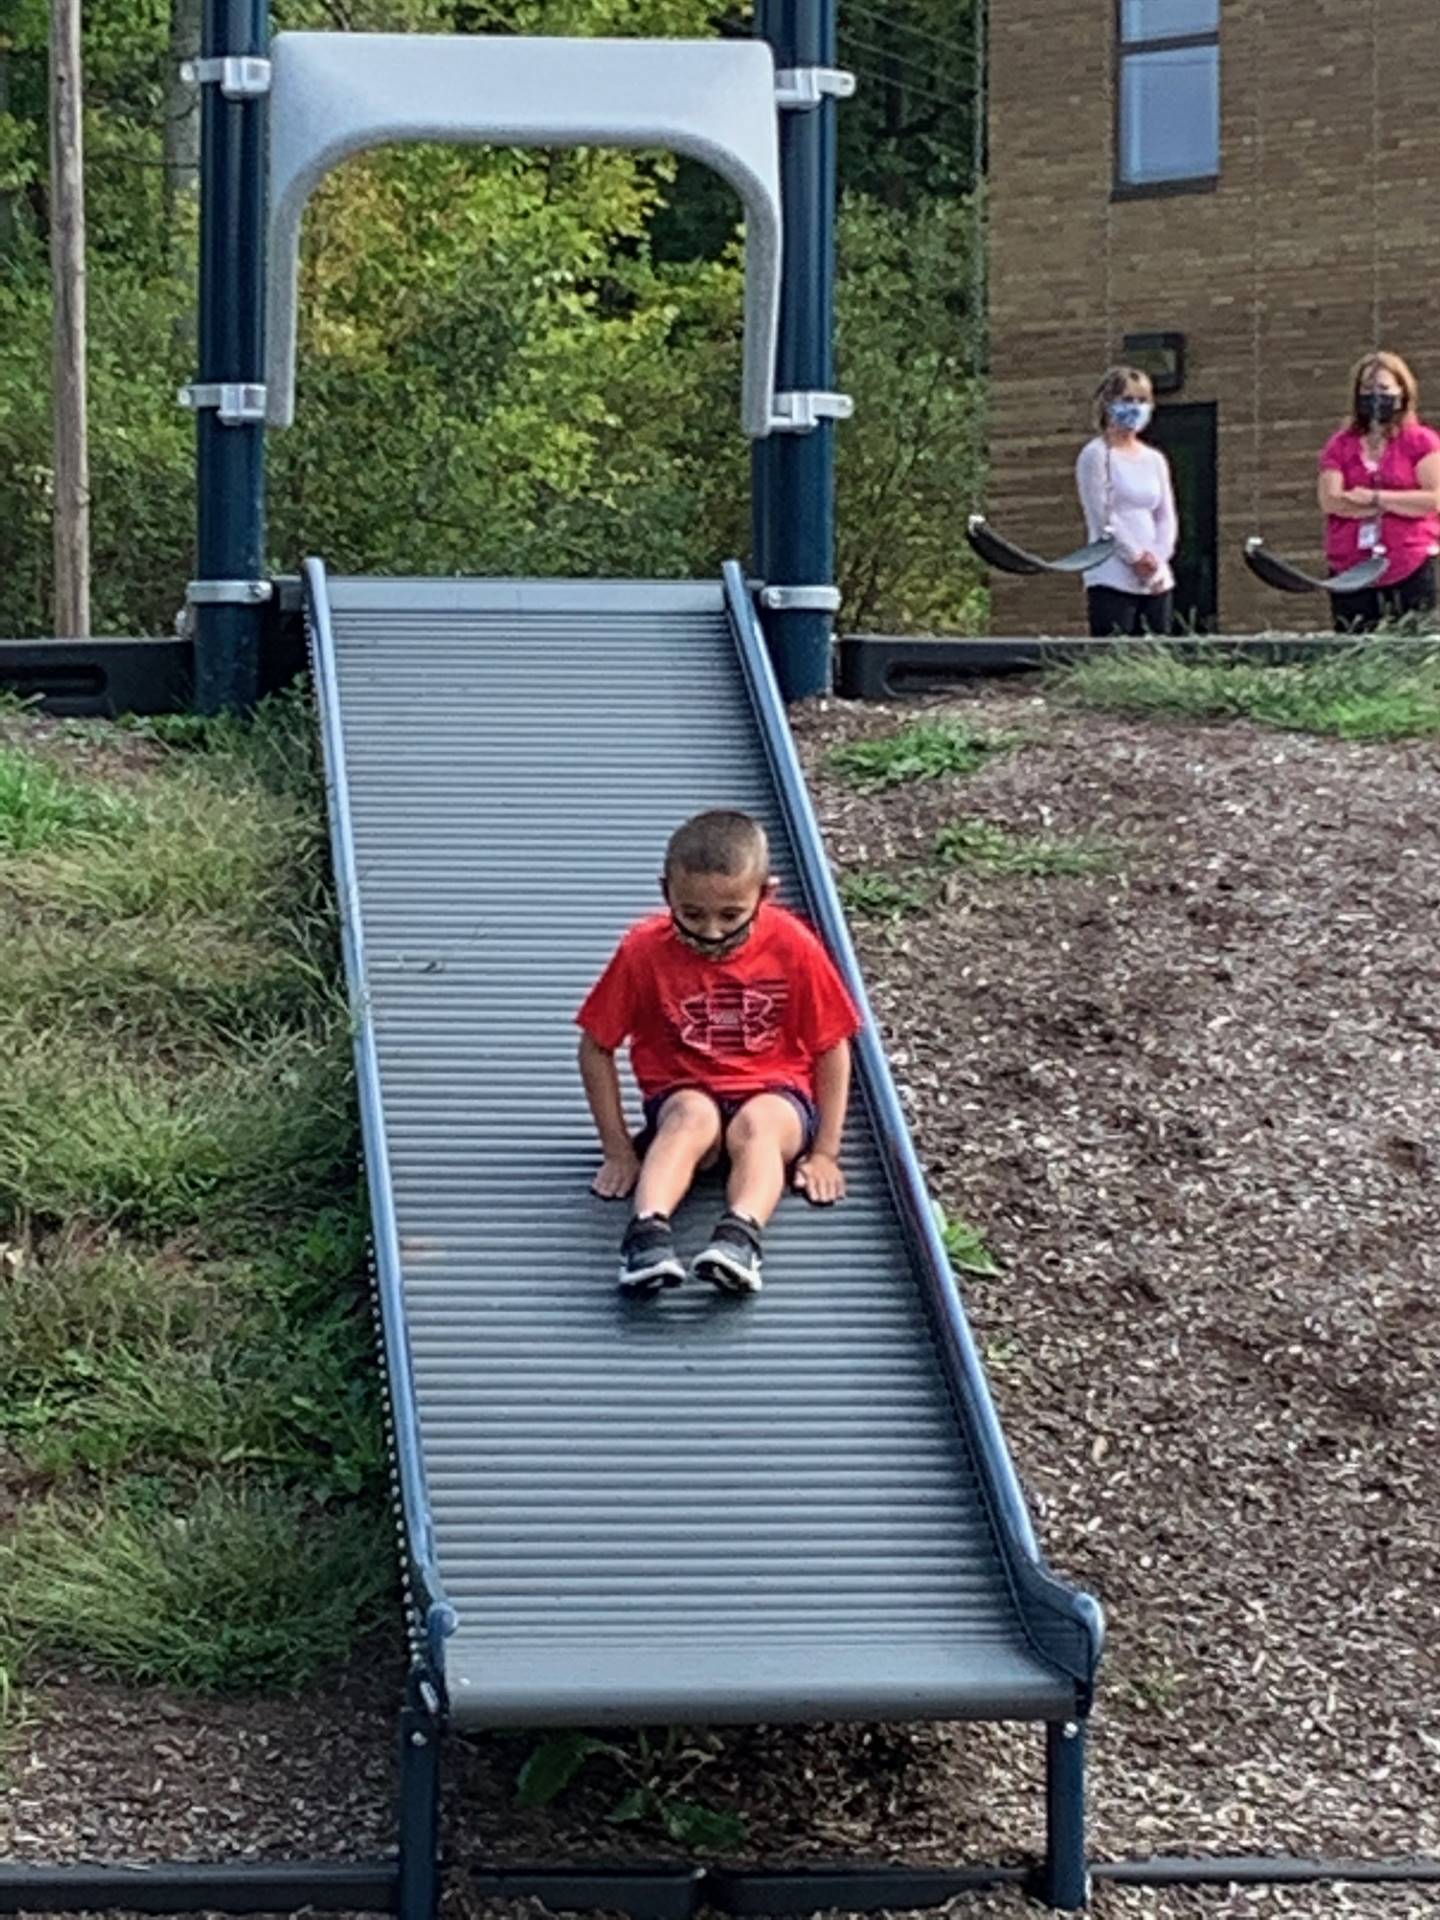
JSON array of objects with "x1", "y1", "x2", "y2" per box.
[{"x1": 305, "y1": 560, "x2": 1101, "y2": 1732}]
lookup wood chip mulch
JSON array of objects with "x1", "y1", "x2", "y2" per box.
[
  {"x1": 2, "y1": 689, "x2": 1438, "y2": 1917},
  {"x1": 791, "y1": 689, "x2": 1440, "y2": 1874}
]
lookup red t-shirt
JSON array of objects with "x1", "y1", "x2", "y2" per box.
[
  {"x1": 1319, "y1": 421, "x2": 1440, "y2": 586},
  {"x1": 576, "y1": 903, "x2": 863, "y2": 1101}
]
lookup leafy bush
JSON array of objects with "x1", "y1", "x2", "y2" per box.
[{"x1": 837, "y1": 191, "x2": 988, "y2": 633}]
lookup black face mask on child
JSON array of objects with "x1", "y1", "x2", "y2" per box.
[
  {"x1": 1357, "y1": 391, "x2": 1402, "y2": 427},
  {"x1": 670, "y1": 910, "x2": 758, "y2": 961}
]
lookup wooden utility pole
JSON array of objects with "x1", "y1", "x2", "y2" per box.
[
  {"x1": 49, "y1": 0, "x2": 91, "y2": 638},
  {"x1": 164, "y1": 0, "x2": 202, "y2": 247}
]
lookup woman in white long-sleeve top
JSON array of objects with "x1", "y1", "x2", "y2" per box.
[{"x1": 1074, "y1": 366, "x2": 1179, "y2": 637}]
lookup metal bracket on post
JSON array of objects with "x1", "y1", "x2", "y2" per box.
[
  {"x1": 774, "y1": 65, "x2": 855, "y2": 109},
  {"x1": 180, "y1": 54, "x2": 272, "y2": 97},
  {"x1": 178, "y1": 381, "x2": 268, "y2": 425},
  {"x1": 760, "y1": 583, "x2": 842, "y2": 613},
  {"x1": 186, "y1": 578, "x2": 274, "y2": 606},
  {"x1": 769, "y1": 389, "x2": 854, "y2": 433}
]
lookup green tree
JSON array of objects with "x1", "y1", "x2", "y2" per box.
[
  {"x1": 838, "y1": 0, "x2": 981, "y2": 210},
  {"x1": 0, "y1": 0, "x2": 984, "y2": 638},
  {"x1": 836, "y1": 189, "x2": 985, "y2": 633}
]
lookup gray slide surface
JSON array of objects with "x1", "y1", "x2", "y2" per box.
[{"x1": 311, "y1": 569, "x2": 1094, "y2": 1729}]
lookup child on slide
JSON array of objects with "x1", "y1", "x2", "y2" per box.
[{"x1": 576, "y1": 809, "x2": 862, "y2": 1297}]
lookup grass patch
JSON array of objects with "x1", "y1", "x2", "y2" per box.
[
  {"x1": 0, "y1": 691, "x2": 387, "y2": 1696},
  {"x1": 0, "y1": 918, "x2": 329, "y2": 1050},
  {"x1": 838, "y1": 870, "x2": 933, "y2": 921},
  {"x1": 1, "y1": 1213, "x2": 381, "y2": 1500},
  {"x1": 5, "y1": 690, "x2": 328, "y2": 942},
  {"x1": 1051, "y1": 641, "x2": 1440, "y2": 739},
  {"x1": 826, "y1": 719, "x2": 1013, "y2": 787},
  {"x1": 0, "y1": 1026, "x2": 355, "y2": 1238},
  {"x1": 2, "y1": 773, "x2": 327, "y2": 926},
  {"x1": 0, "y1": 1480, "x2": 391, "y2": 1692},
  {"x1": 933, "y1": 819, "x2": 1112, "y2": 878},
  {"x1": 0, "y1": 747, "x2": 146, "y2": 854},
  {"x1": 124, "y1": 684, "x2": 322, "y2": 804},
  {"x1": 836, "y1": 823, "x2": 1108, "y2": 927}
]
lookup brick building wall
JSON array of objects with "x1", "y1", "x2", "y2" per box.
[{"x1": 987, "y1": 0, "x2": 1440, "y2": 634}]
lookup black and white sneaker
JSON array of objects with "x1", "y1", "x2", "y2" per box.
[
  {"x1": 691, "y1": 1210, "x2": 764, "y2": 1295},
  {"x1": 618, "y1": 1213, "x2": 686, "y2": 1296}
]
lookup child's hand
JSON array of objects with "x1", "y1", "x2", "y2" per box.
[
  {"x1": 591, "y1": 1147, "x2": 641, "y2": 1200},
  {"x1": 794, "y1": 1151, "x2": 845, "y2": 1205}
]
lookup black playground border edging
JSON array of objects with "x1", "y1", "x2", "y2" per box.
[
  {"x1": 4, "y1": 1853, "x2": 1440, "y2": 1916},
  {"x1": 0, "y1": 583, "x2": 308, "y2": 718},
  {"x1": 3, "y1": 620, "x2": 1419, "y2": 717}
]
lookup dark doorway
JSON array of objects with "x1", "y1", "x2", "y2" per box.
[{"x1": 1149, "y1": 401, "x2": 1218, "y2": 632}]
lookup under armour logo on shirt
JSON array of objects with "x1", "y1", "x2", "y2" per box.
[{"x1": 678, "y1": 980, "x2": 790, "y2": 1055}]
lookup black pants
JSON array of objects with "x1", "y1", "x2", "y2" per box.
[
  {"x1": 1328, "y1": 556, "x2": 1436, "y2": 633},
  {"x1": 1086, "y1": 585, "x2": 1174, "y2": 638}
]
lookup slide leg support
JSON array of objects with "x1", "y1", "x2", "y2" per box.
[
  {"x1": 1036, "y1": 1719, "x2": 1089, "y2": 1910},
  {"x1": 398, "y1": 1672, "x2": 443, "y2": 1920}
]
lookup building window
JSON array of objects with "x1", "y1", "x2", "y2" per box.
[{"x1": 1117, "y1": 0, "x2": 1219, "y2": 192}]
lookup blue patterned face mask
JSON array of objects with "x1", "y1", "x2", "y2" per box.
[{"x1": 1108, "y1": 399, "x2": 1153, "y2": 432}]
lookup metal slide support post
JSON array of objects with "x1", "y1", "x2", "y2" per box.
[
  {"x1": 1037, "y1": 1720, "x2": 1090, "y2": 1910},
  {"x1": 398, "y1": 1673, "x2": 443, "y2": 1920},
  {"x1": 753, "y1": 0, "x2": 842, "y2": 700},
  {"x1": 192, "y1": 0, "x2": 269, "y2": 714}
]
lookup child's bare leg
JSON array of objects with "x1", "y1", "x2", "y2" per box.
[
  {"x1": 690, "y1": 1096, "x2": 804, "y2": 1295},
  {"x1": 723, "y1": 1094, "x2": 805, "y2": 1226},
  {"x1": 633, "y1": 1090, "x2": 723, "y2": 1218}
]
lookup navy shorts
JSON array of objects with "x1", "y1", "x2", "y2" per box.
[{"x1": 636, "y1": 1085, "x2": 818, "y2": 1165}]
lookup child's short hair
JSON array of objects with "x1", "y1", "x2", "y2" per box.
[{"x1": 665, "y1": 810, "x2": 769, "y2": 882}]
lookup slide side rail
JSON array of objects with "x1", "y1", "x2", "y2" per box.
[
  {"x1": 724, "y1": 560, "x2": 1104, "y2": 1707},
  {"x1": 304, "y1": 557, "x2": 456, "y2": 1681}
]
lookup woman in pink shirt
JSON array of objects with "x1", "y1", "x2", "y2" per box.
[{"x1": 1318, "y1": 351, "x2": 1440, "y2": 631}]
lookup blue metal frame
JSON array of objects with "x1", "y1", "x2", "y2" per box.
[
  {"x1": 194, "y1": 0, "x2": 269, "y2": 715},
  {"x1": 723, "y1": 559, "x2": 1104, "y2": 1706},
  {"x1": 1040, "y1": 1721, "x2": 1090, "y2": 1909},
  {"x1": 752, "y1": 0, "x2": 841, "y2": 701},
  {"x1": 302, "y1": 558, "x2": 456, "y2": 1680}
]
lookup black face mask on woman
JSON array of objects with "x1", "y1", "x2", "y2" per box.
[{"x1": 1357, "y1": 391, "x2": 1402, "y2": 427}]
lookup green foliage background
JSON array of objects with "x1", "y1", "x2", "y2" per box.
[{"x1": 0, "y1": 0, "x2": 985, "y2": 638}]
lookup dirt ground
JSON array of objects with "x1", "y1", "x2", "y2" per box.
[{"x1": 3, "y1": 687, "x2": 1438, "y2": 1915}]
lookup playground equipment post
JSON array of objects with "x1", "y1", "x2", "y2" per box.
[
  {"x1": 753, "y1": 0, "x2": 842, "y2": 701},
  {"x1": 192, "y1": 0, "x2": 268, "y2": 714}
]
